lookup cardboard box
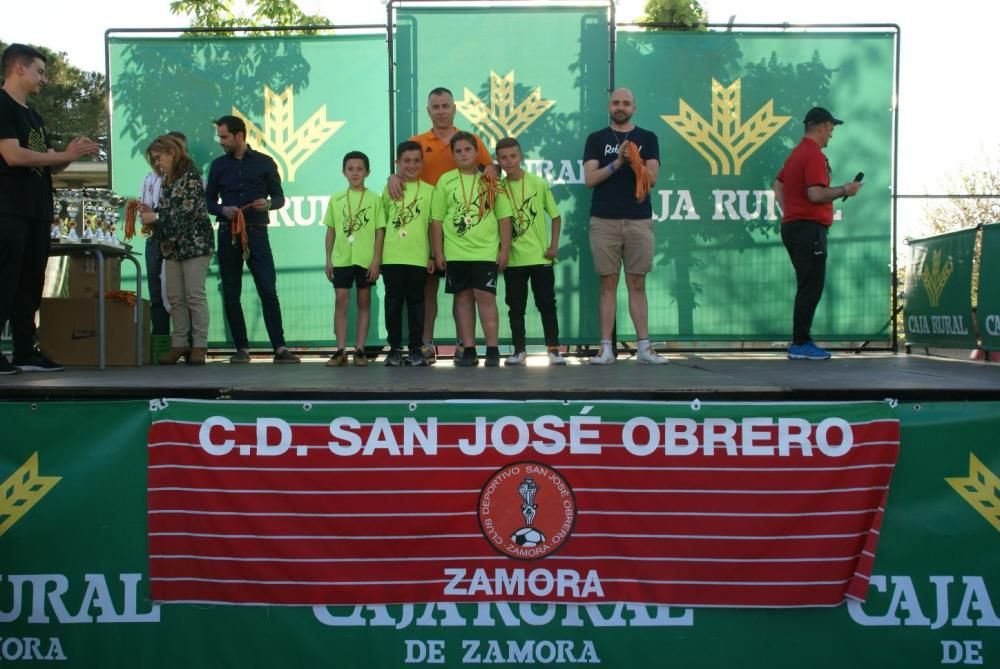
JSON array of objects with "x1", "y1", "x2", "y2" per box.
[
  {"x1": 38, "y1": 297, "x2": 149, "y2": 366},
  {"x1": 67, "y1": 256, "x2": 121, "y2": 299}
]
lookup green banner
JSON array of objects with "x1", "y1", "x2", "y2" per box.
[
  {"x1": 393, "y1": 6, "x2": 609, "y2": 343},
  {"x1": 904, "y1": 228, "x2": 977, "y2": 348},
  {"x1": 108, "y1": 21, "x2": 897, "y2": 347},
  {"x1": 977, "y1": 223, "x2": 1000, "y2": 351},
  {"x1": 2, "y1": 399, "x2": 998, "y2": 667},
  {"x1": 109, "y1": 34, "x2": 390, "y2": 347},
  {"x1": 615, "y1": 31, "x2": 895, "y2": 341}
]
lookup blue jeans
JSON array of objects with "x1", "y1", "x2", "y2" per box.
[
  {"x1": 216, "y1": 224, "x2": 286, "y2": 350},
  {"x1": 145, "y1": 237, "x2": 170, "y2": 335}
]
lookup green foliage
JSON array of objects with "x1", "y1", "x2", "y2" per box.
[
  {"x1": 639, "y1": 0, "x2": 708, "y2": 31},
  {"x1": 0, "y1": 41, "x2": 107, "y2": 158},
  {"x1": 169, "y1": 0, "x2": 332, "y2": 34}
]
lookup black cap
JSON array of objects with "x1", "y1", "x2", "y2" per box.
[{"x1": 804, "y1": 107, "x2": 843, "y2": 126}]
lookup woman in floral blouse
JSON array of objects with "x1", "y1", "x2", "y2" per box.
[{"x1": 140, "y1": 135, "x2": 215, "y2": 365}]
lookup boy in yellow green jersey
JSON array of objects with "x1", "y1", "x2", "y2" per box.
[
  {"x1": 379, "y1": 140, "x2": 435, "y2": 366},
  {"x1": 494, "y1": 137, "x2": 566, "y2": 366},
  {"x1": 430, "y1": 132, "x2": 512, "y2": 367},
  {"x1": 322, "y1": 150, "x2": 385, "y2": 367}
]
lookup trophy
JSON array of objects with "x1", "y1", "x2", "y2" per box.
[
  {"x1": 51, "y1": 196, "x2": 63, "y2": 240},
  {"x1": 63, "y1": 194, "x2": 80, "y2": 243},
  {"x1": 105, "y1": 205, "x2": 121, "y2": 247},
  {"x1": 510, "y1": 476, "x2": 545, "y2": 547}
]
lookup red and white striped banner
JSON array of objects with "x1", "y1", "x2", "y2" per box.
[{"x1": 147, "y1": 401, "x2": 899, "y2": 607}]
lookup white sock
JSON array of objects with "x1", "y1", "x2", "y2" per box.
[
  {"x1": 637, "y1": 339, "x2": 650, "y2": 352},
  {"x1": 600, "y1": 339, "x2": 613, "y2": 353}
]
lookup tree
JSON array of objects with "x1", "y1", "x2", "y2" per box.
[
  {"x1": 638, "y1": 0, "x2": 708, "y2": 30},
  {"x1": 922, "y1": 154, "x2": 1000, "y2": 235},
  {"x1": 0, "y1": 41, "x2": 107, "y2": 158},
  {"x1": 169, "y1": 0, "x2": 332, "y2": 32}
]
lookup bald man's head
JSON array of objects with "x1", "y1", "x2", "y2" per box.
[{"x1": 609, "y1": 88, "x2": 636, "y2": 126}]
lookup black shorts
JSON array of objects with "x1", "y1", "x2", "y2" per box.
[
  {"x1": 445, "y1": 260, "x2": 498, "y2": 294},
  {"x1": 332, "y1": 266, "x2": 373, "y2": 290}
]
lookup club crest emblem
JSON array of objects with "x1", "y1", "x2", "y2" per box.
[{"x1": 478, "y1": 462, "x2": 576, "y2": 560}]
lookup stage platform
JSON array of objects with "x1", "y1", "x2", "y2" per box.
[{"x1": 2, "y1": 351, "x2": 998, "y2": 401}]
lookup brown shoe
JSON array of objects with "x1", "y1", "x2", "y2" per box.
[
  {"x1": 187, "y1": 347, "x2": 207, "y2": 366},
  {"x1": 159, "y1": 347, "x2": 190, "y2": 365},
  {"x1": 325, "y1": 351, "x2": 347, "y2": 367},
  {"x1": 354, "y1": 350, "x2": 368, "y2": 367}
]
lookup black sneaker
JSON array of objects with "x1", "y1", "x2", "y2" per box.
[
  {"x1": 385, "y1": 349, "x2": 404, "y2": 367},
  {"x1": 273, "y1": 348, "x2": 301, "y2": 364},
  {"x1": 455, "y1": 347, "x2": 479, "y2": 367},
  {"x1": 0, "y1": 355, "x2": 19, "y2": 375},
  {"x1": 485, "y1": 348, "x2": 501, "y2": 367},
  {"x1": 409, "y1": 349, "x2": 428, "y2": 367},
  {"x1": 13, "y1": 349, "x2": 64, "y2": 372}
]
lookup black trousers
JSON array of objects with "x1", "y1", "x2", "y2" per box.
[
  {"x1": 0, "y1": 215, "x2": 50, "y2": 356},
  {"x1": 781, "y1": 220, "x2": 828, "y2": 345},
  {"x1": 217, "y1": 224, "x2": 286, "y2": 350},
  {"x1": 382, "y1": 264, "x2": 427, "y2": 350},
  {"x1": 503, "y1": 264, "x2": 559, "y2": 350}
]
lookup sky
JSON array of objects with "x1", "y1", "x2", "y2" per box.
[{"x1": 5, "y1": 0, "x2": 998, "y2": 233}]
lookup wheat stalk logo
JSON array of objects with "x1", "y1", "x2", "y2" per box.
[
  {"x1": 662, "y1": 78, "x2": 791, "y2": 176},
  {"x1": 946, "y1": 453, "x2": 1000, "y2": 533},
  {"x1": 920, "y1": 249, "x2": 954, "y2": 308},
  {"x1": 234, "y1": 85, "x2": 345, "y2": 183},
  {"x1": 0, "y1": 453, "x2": 61, "y2": 537},
  {"x1": 455, "y1": 70, "x2": 555, "y2": 149}
]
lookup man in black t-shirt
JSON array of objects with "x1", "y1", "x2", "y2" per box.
[
  {"x1": 582, "y1": 87, "x2": 667, "y2": 365},
  {"x1": 0, "y1": 44, "x2": 99, "y2": 374}
]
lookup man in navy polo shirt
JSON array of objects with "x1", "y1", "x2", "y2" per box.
[
  {"x1": 773, "y1": 107, "x2": 863, "y2": 361},
  {"x1": 206, "y1": 115, "x2": 299, "y2": 364}
]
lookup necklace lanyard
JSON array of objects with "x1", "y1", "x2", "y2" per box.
[
  {"x1": 610, "y1": 126, "x2": 632, "y2": 154},
  {"x1": 503, "y1": 176, "x2": 528, "y2": 232},
  {"x1": 458, "y1": 172, "x2": 479, "y2": 225},
  {"x1": 397, "y1": 182, "x2": 420, "y2": 238},
  {"x1": 344, "y1": 189, "x2": 366, "y2": 242}
]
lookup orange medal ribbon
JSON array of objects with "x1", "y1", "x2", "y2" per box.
[{"x1": 628, "y1": 142, "x2": 653, "y2": 202}]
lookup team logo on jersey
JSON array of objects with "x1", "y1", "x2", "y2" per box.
[
  {"x1": 478, "y1": 462, "x2": 577, "y2": 561},
  {"x1": 233, "y1": 85, "x2": 344, "y2": 182},
  {"x1": 0, "y1": 453, "x2": 61, "y2": 537},
  {"x1": 661, "y1": 78, "x2": 791, "y2": 176},
  {"x1": 508, "y1": 192, "x2": 538, "y2": 241},
  {"x1": 920, "y1": 249, "x2": 954, "y2": 308},
  {"x1": 456, "y1": 71, "x2": 555, "y2": 149},
  {"x1": 341, "y1": 202, "x2": 374, "y2": 238}
]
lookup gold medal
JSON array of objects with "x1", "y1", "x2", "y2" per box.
[
  {"x1": 347, "y1": 234, "x2": 355, "y2": 244},
  {"x1": 463, "y1": 214, "x2": 473, "y2": 226},
  {"x1": 399, "y1": 230, "x2": 407, "y2": 239}
]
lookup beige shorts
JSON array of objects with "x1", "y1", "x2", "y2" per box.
[{"x1": 589, "y1": 216, "x2": 654, "y2": 275}]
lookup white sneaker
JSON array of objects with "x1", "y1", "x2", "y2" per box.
[
  {"x1": 637, "y1": 346, "x2": 669, "y2": 364},
  {"x1": 589, "y1": 347, "x2": 616, "y2": 364},
  {"x1": 505, "y1": 351, "x2": 526, "y2": 366},
  {"x1": 547, "y1": 350, "x2": 568, "y2": 365}
]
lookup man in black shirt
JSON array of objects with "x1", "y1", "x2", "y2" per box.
[
  {"x1": 582, "y1": 87, "x2": 667, "y2": 365},
  {"x1": 205, "y1": 115, "x2": 299, "y2": 364},
  {"x1": 0, "y1": 44, "x2": 98, "y2": 375}
]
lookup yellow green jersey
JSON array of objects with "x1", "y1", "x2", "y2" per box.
[
  {"x1": 494, "y1": 171, "x2": 560, "y2": 267},
  {"x1": 322, "y1": 188, "x2": 386, "y2": 269},
  {"x1": 430, "y1": 169, "x2": 504, "y2": 262},
  {"x1": 381, "y1": 180, "x2": 433, "y2": 268}
]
